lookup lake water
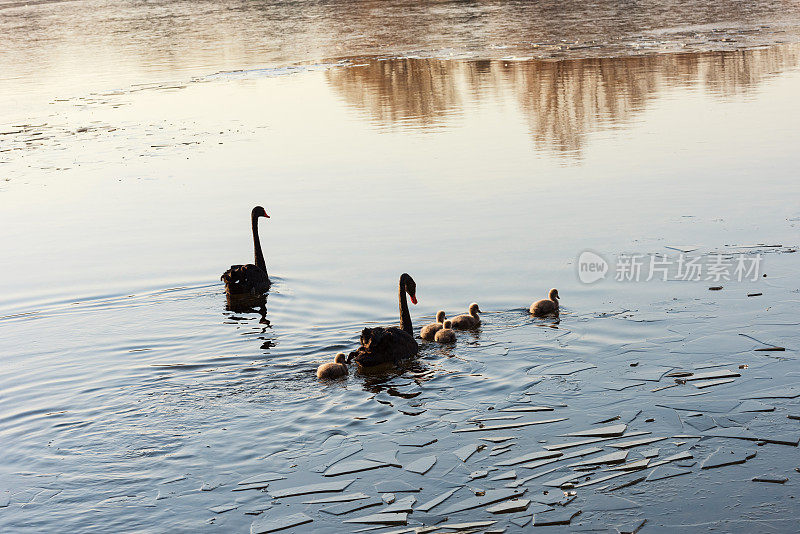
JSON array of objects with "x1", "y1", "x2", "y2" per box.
[{"x1": 2, "y1": 1, "x2": 800, "y2": 532}]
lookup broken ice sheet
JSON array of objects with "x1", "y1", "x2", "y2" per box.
[
  {"x1": 395, "y1": 434, "x2": 438, "y2": 447},
  {"x1": 469, "y1": 470, "x2": 488, "y2": 479},
  {"x1": 606, "y1": 458, "x2": 650, "y2": 471},
  {"x1": 490, "y1": 444, "x2": 514, "y2": 456},
  {"x1": 569, "y1": 450, "x2": 628, "y2": 467},
  {"x1": 624, "y1": 366, "x2": 674, "y2": 381},
  {"x1": 416, "y1": 487, "x2": 459, "y2": 512},
  {"x1": 232, "y1": 482, "x2": 274, "y2": 492},
  {"x1": 324, "y1": 459, "x2": 390, "y2": 477},
  {"x1": 574, "y1": 470, "x2": 633, "y2": 488},
  {"x1": 431, "y1": 521, "x2": 497, "y2": 530},
  {"x1": 453, "y1": 418, "x2": 568, "y2": 433},
  {"x1": 692, "y1": 378, "x2": 736, "y2": 389},
  {"x1": 497, "y1": 449, "x2": 561, "y2": 467},
  {"x1": 608, "y1": 475, "x2": 646, "y2": 492},
  {"x1": 364, "y1": 449, "x2": 401, "y2": 466},
  {"x1": 608, "y1": 436, "x2": 667, "y2": 449},
  {"x1": 405, "y1": 455, "x2": 437, "y2": 475},
  {"x1": 682, "y1": 414, "x2": 717, "y2": 432},
  {"x1": 618, "y1": 518, "x2": 648, "y2": 534},
  {"x1": 745, "y1": 386, "x2": 800, "y2": 399},
  {"x1": 490, "y1": 470, "x2": 517, "y2": 481},
  {"x1": 646, "y1": 466, "x2": 692, "y2": 481},
  {"x1": 520, "y1": 446, "x2": 601, "y2": 470},
  {"x1": 302, "y1": 492, "x2": 370, "y2": 504},
  {"x1": 487, "y1": 498, "x2": 530, "y2": 513},
  {"x1": 311, "y1": 444, "x2": 363, "y2": 473},
  {"x1": 684, "y1": 369, "x2": 741, "y2": 381},
  {"x1": 374, "y1": 480, "x2": 420, "y2": 493},
  {"x1": 320, "y1": 497, "x2": 383, "y2": 516},
  {"x1": 481, "y1": 436, "x2": 516, "y2": 443},
  {"x1": 542, "y1": 472, "x2": 581, "y2": 488},
  {"x1": 250, "y1": 512, "x2": 313, "y2": 534},
  {"x1": 533, "y1": 508, "x2": 581, "y2": 526},
  {"x1": 700, "y1": 447, "x2": 757, "y2": 469},
  {"x1": 560, "y1": 424, "x2": 627, "y2": 438},
  {"x1": 581, "y1": 494, "x2": 640, "y2": 511},
  {"x1": 736, "y1": 401, "x2": 775, "y2": 412},
  {"x1": 600, "y1": 380, "x2": 646, "y2": 391},
  {"x1": 439, "y1": 488, "x2": 525, "y2": 514},
  {"x1": 529, "y1": 360, "x2": 597, "y2": 376},
  {"x1": 647, "y1": 451, "x2": 694, "y2": 468},
  {"x1": 499, "y1": 406, "x2": 554, "y2": 413},
  {"x1": 752, "y1": 474, "x2": 788, "y2": 483},
  {"x1": 470, "y1": 415, "x2": 521, "y2": 422},
  {"x1": 543, "y1": 431, "x2": 649, "y2": 451},
  {"x1": 655, "y1": 400, "x2": 740, "y2": 413},
  {"x1": 453, "y1": 443, "x2": 480, "y2": 462},
  {"x1": 269, "y1": 479, "x2": 354, "y2": 498},
  {"x1": 507, "y1": 466, "x2": 561, "y2": 487},
  {"x1": 426, "y1": 400, "x2": 472, "y2": 410},
  {"x1": 237, "y1": 473, "x2": 287, "y2": 486},
  {"x1": 343, "y1": 512, "x2": 408, "y2": 525},
  {"x1": 209, "y1": 503, "x2": 238, "y2": 514},
  {"x1": 380, "y1": 495, "x2": 416, "y2": 513}
]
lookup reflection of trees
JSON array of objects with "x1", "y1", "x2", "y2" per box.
[
  {"x1": 327, "y1": 60, "x2": 465, "y2": 128},
  {"x1": 326, "y1": 44, "x2": 800, "y2": 156}
]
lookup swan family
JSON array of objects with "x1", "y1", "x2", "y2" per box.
[{"x1": 222, "y1": 207, "x2": 560, "y2": 380}]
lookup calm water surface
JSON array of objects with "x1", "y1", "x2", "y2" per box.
[{"x1": 2, "y1": 0, "x2": 800, "y2": 532}]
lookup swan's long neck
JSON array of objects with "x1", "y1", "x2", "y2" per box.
[
  {"x1": 252, "y1": 215, "x2": 267, "y2": 272},
  {"x1": 399, "y1": 278, "x2": 412, "y2": 335}
]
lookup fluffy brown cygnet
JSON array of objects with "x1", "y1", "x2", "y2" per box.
[
  {"x1": 530, "y1": 288, "x2": 559, "y2": 317},
  {"x1": 434, "y1": 320, "x2": 456, "y2": 343},
  {"x1": 450, "y1": 302, "x2": 481, "y2": 329},
  {"x1": 317, "y1": 352, "x2": 348, "y2": 379},
  {"x1": 420, "y1": 310, "x2": 446, "y2": 341}
]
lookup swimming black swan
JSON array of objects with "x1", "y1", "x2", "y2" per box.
[
  {"x1": 450, "y1": 302, "x2": 481, "y2": 329},
  {"x1": 530, "y1": 288, "x2": 559, "y2": 316},
  {"x1": 434, "y1": 319, "x2": 456, "y2": 343},
  {"x1": 420, "y1": 310, "x2": 446, "y2": 341},
  {"x1": 317, "y1": 353, "x2": 348, "y2": 380},
  {"x1": 348, "y1": 273, "x2": 419, "y2": 368},
  {"x1": 221, "y1": 206, "x2": 271, "y2": 296}
]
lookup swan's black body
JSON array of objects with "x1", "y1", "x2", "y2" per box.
[
  {"x1": 349, "y1": 273, "x2": 419, "y2": 368},
  {"x1": 221, "y1": 206, "x2": 271, "y2": 296}
]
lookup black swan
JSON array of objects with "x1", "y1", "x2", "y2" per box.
[
  {"x1": 420, "y1": 310, "x2": 446, "y2": 341},
  {"x1": 434, "y1": 320, "x2": 456, "y2": 343},
  {"x1": 317, "y1": 353, "x2": 348, "y2": 380},
  {"x1": 348, "y1": 273, "x2": 419, "y2": 368},
  {"x1": 450, "y1": 302, "x2": 481, "y2": 329},
  {"x1": 221, "y1": 206, "x2": 271, "y2": 296},
  {"x1": 530, "y1": 288, "x2": 559, "y2": 317}
]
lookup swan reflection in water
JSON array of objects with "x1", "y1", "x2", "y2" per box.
[{"x1": 225, "y1": 293, "x2": 269, "y2": 324}]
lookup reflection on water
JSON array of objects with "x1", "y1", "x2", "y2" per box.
[
  {"x1": 3, "y1": 0, "x2": 800, "y2": 121},
  {"x1": 328, "y1": 45, "x2": 800, "y2": 156}
]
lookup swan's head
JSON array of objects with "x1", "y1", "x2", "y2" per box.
[
  {"x1": 443, "y1": 320, "x2": 452, "y2": 329},
  {"x1": 436, "y1": 310, "x2": 446, "y2": 323},
  {"x1": 401, "y1": 273, "x2": 418, "y2": 305},
  {"x1": 334, "y1": 352, "x2": 347, "y2": 364},
  {"x1": 549, "y1": 288, "x2": 560, "y2": 301},
  {"x1": 469, "y1": 302, "x2": 481, "y2": 315},
  {"x1": 252, "y1": 206, "x2": 270, "y2": 219}
]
